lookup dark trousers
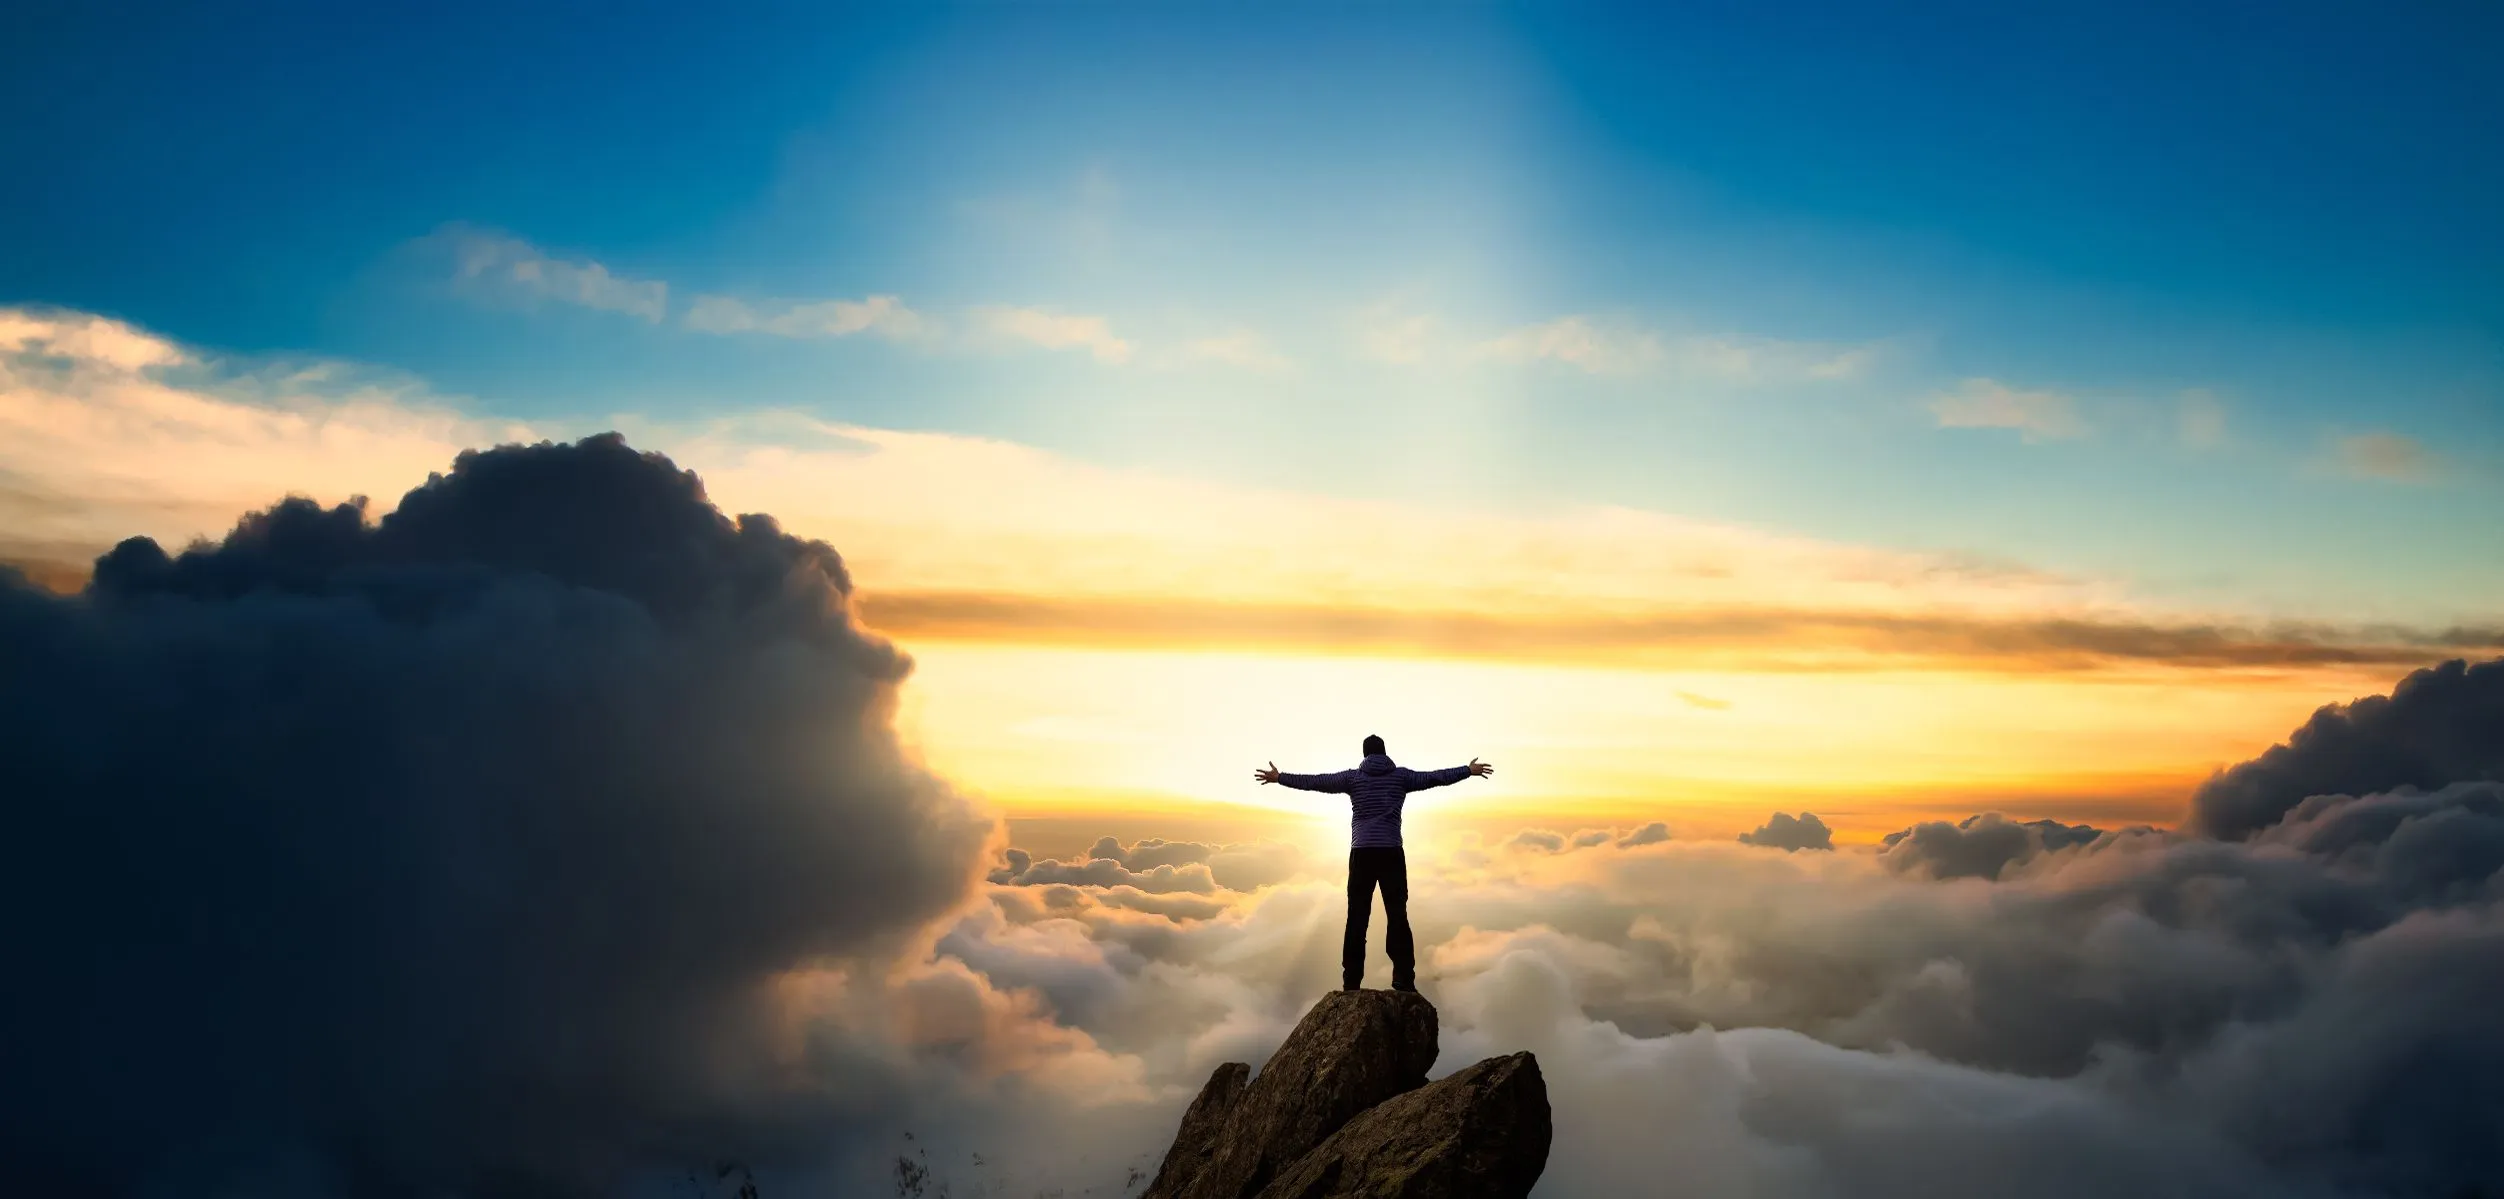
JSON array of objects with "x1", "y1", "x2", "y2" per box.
[{"x1": 1344, "y1": 847, "x2": 1414, "y2": 989}]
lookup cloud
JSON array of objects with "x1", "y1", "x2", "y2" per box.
[
  {"x1": 1676, "y1": 688, "x2": 1732, "y2": 710},
  {"x1": 907, "y1": 696, "x2": 2504, "y2": 1196},
  {"x1": 1478, "y1": 316, "x2": 1662, "y2": 375},
  {"x1": 1355, "y1": 309, "x2": 1435, "y2": 365},
  {"x1": 855, "y1": 590, "x2": 2504, "y2": 673},
  {"x1": 2189, "y1": 655, "x2": 2504, "y2": 839},
  {"x1": 1509, "y1": 829, "x2": 1570, "y2": 854},
  {"x1": 9, "y1": 424, "x2": 2504, "y2": 1199},
  {"x1": 1503, "y1": 826, "x2": 1680, "y2": 855},
  {"x1": 1739, "y1": 811, "x2": 1835, "y2": 851},
  {"x1": 1476, "y1": 317, "x2": 1879, "y2": 382},
  {"x1": 0, "y1": 307, "x2": 186, "y2": 371},
  {"x1": 973, "y1": 305, "x2": 1133, "y2": 364},
  {"x1": 988, "y1": 836, "x2": 1307, "y2": 895},
  {"x1": 684, "y1": 293, "x2": 928, "y2": 341},
  {"x1": 1878, "y1": 812, "x2": 2107, "y2": 880},
  {"x1": 431, "y1": 225, "x2": 668, "y2": 321},
  {"x1": 1180, "y1": 330, "x2": 1292, "y2": 372},
  {"x1": 1929, "y1": 378, "x2": 2088, "y2": 441},
  {"x1": 2330, "y1": 430, "x2": 2441, "y2": 483},
  {"x1": 2179, "y1": 389, "x2": 2229, "y2": 449},
  {"x1": 7, "y1": 305, "x2": 2499, "y2": 690},
  {"x1": 0, "y1": 435, "x2": 997, "y2": 1195},
  {"x1": 0, "y1": 307, "x2": 539, "y2": 582},
  {"x1": 1615, "y1": 822, "x2": 1674, "y2": 847}
]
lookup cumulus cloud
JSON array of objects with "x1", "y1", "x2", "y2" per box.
[
  {"x1": 683, "y1": 293, "x2": 928, "y2": 341},
  {"x1": 2189, "y1": 655, "x2": 2504, "y2": 839},
  {"x1": 432, "y1": 225, "x2": 668, "y2": 321},
  {"x1": 1878, "y1": 812, "x2": 2107, "y2": 880},
  {"x1": 8, "y1": 438, "x2": 2504, "y2": 1198},
  {"x1": 973, "y1": 305, "x2": 1133, "y2": 364},
  {"x1": 904, "y1": 707, "x2": 2504, "y2": 1196},
  {"x1": 0, "y1": 435, "x2": 998, "y2": 1195},
  {"x1": 1739, "y1": 810, "x2": 1835, "y2": 851},
  {"x1": 1929, "y1": 378, "x2": 2088, "y2": 441}
]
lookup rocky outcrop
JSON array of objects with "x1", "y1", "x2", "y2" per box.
[
  {"x1": 1143, "y1": 1062, "x2": 1251, "y2": 1198},
  {"x1": 1144, "y1": 991, "x2": 1549, "y2": 1199},
  {"x1": 1253, "y1": 1052, "x2": 1549, "y2": 1199}
]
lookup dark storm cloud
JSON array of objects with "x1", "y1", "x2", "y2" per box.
[
  {"x1": 1878, "y1": 813, "x2": 2106, "y2": 880},
  {"x1": 2190, "y1": 656, "x2": 2504, "y2": 839},
  {"x1": 1739, "y1": 811, "x2": 1834, "y2": 851},
  {"x1": 0, "y1": 435, "x2": 994, "y2": 1198}
]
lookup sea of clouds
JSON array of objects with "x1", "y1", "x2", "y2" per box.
[{"x1": 3, "y1": 436, "x2": 2498, "y2": 1199}]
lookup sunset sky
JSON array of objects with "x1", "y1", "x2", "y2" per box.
[
  {"x1": 8, "y1": 2, "x2": 2502, "y2": 854},
  {"x1": 10, "y1": 5, "x2": 2504, "y2": 1197}
]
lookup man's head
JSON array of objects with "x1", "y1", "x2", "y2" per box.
[{"x1": 1362, "y1": 734, "x2": 1386, "y2": 757}]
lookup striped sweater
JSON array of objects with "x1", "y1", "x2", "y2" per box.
[{"x1": 1276, "y1": 754, "x2": 1475, "y2": 849}]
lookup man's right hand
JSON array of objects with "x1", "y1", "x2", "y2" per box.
[
  {"x1": 1255, "y1": 761, "x2": 1281, "y2": 784},
  {"x1": 1467, "y1": 758, "x2": 1494, "y2": 778}
]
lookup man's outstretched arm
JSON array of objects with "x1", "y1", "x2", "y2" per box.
[
  {"x1": 1254, "y1": 762, "x2": 1354, "y2": 793},
  {"x1": 1402, "y1": 758, "x2": 1495, "y2": 790}
]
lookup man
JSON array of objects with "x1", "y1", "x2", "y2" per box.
[{"x1": 1255, "y1": 735, "x2": 1493, "y2": 992}]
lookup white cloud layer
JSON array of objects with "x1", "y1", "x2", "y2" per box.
[{"x1": 780, "y1": 767, "x2": 2504, "y2": 1196}]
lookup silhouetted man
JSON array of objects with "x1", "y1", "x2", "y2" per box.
[{"x1": 1256, "y1": 735, "x2": 1493, "y2": 992}]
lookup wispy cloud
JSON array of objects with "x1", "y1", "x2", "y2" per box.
[
  {"x1": 1928, "y1": 378, "x2": 2088, "y2": 442},
  {"x1": 0, "y1": 308, "x2": 187, "y2": 371},
  {"x1": 1476, "y1": 316, "x2": 1883, "y2": 382},
  {"x1": 974, "y1": 306, "x2": 1133, "y2": 364},
  {"x1": 855, "y1": 590, "x2": 2504, "y2": 673},
  {"x1": 1356, "y1": 310, "x2": 1435, "y2": 366},
  {"x1": 1478, "y1": 316, "x2": 1661, "y2": 375},
  {"x1": 434, "y1": 226, "x2": 667, "y2": 322},
  {"x1": 16, "y1": 304, "x2": 2491, "y2": 682},
  {"x1": 2178, "y1": 389, "x2": 2228, "y2": 450},
  {"x1": 683, "y1": 294, "x2": 928, "y2": 342},
  {"x1": 2329, "y1": 431, "x2": 2441, "y2": 483},
  {"x1": 1180, "y1": 330, "x2": 1292, "y2": 372}
]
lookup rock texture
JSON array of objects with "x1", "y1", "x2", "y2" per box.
[
  {"x1": 1143, "y1": 1062, "x2": 1251, "y2": 1198},
  {"x1": 1144, "y1": 991, "x2": 1548, "y2": 1199},
  {"x1": 1253, "y1": 1053, "x2": 1550, "y2": 1199}
]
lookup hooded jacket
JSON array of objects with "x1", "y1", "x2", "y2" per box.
[{"x1": 1276, "y1": 754, "x2": 1473, "y2": 849}]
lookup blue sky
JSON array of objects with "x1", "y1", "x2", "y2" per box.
[{"x1": 8, "y1": 0, "x2": 2502, "y2": 623}]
